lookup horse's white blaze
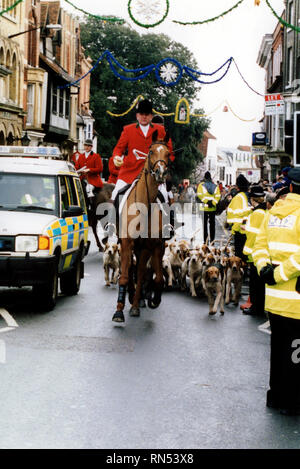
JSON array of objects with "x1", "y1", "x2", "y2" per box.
[
  {"x1": 157, "y1": 161, "x2": 165, "y2": 177},
  {"x1": 156, "y1": 145, "x2": 164, "y2": 153}
]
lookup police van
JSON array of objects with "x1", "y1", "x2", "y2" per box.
[{"x1": 0, "y1": 146, "x2": 90, "y2": 311}]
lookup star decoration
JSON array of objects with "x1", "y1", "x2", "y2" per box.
[
  {"x1": 159, "y1": 62, "x2": 179, "y2": 83},
  {"x1": 133, "y1": 0, "x2": 164, "y2": 24}
]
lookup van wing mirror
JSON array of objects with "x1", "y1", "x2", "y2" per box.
[{"x1": 62, "y1": 205, "x2": 83, "y2": 218}]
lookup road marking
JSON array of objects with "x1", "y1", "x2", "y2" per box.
[
  {"x1": 258, "y1": 320, "x2": 271, "y2": 335},
  {"x1": 0, "y1": 309, "x2": 18, "y2": 364},
  {"x1": 0, "y1": 340, "x2": 6, "y2": 363},
  {"x1": 0, "y1": 308, "x2": 18, "y2": 328},
  {"x1": 0, "y1": 327, "x2": 15, "y2": 334}
]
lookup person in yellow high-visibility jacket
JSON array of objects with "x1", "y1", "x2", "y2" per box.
[
  {"x1": 197, "y1": 171, "x2": 221, "y2": 242},
  {"x1": 226, "y1": 174, "x2": 252, "y2": 261},
  {"x1": 242, "y1": 185, "x2": 267, "y2": 316},
  {"x1": 252, "y1": 167, "x2": 300, "y2": 415}
]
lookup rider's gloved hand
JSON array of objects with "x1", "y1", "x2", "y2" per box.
[{"x1": 114, "y1": 156, "x2": 124, "y2": 167}]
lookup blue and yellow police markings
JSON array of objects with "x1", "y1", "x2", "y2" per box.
[{"x1": 46, "y1": 214, "x2": 89, "y2": 259}]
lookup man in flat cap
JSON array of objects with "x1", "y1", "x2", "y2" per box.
[
  {"x1": 253, "y1": 167, "x2": 300, "y2": 415},
  {"x1": 242, "y1": 185, "x2": 266, "y2": 316},
  {"x1": 75, "y1": 138, "x2": 103, "y2": 210}
]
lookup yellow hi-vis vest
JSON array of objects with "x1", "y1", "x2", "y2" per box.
[
  {"x1": 243, "y1": 207, "x2": 266, "y2": 262},
  {"x1": 252, "y1": 193, "x2": 300, "y2": 319},
  {"x1": 226, "y1": 191, "x2": 252, "y2": 234},
  {"x1": 197, "y1": 182, "x2": 221, "y2": 212}
]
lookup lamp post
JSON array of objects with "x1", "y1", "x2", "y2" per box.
[
  {"x1": 6, "y1": 131, "x2": 31, "y2": 147},
  {"x1": 8, "y1": 24, "x2": 62, "y2": 39}
]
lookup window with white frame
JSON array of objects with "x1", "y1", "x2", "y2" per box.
[
  {"x1": 27, "y1": 84, "x2": 34, "y2": 125},
  {"x1": 287, "y1": 47, "x2": 293, "y2": 86},
  {"x1": 85, "y1": 122, "x2": 93, "y2": 141},
  {"x1": 52, "y1": 84, "x2": 70, "y2": 119},
  {"x1": 288, "y1": 1, "x2": 294, "y2": 25}
]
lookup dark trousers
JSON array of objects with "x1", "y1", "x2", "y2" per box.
[
  {"x1": 234, "y1": 232, "x2": 247, "y2": 263},
  {"x1": 268, "y1": 312, "x2": 300, "y2": 410},
  {"x1": 249, "y1": 262, "x2": 265, "y2": 315},
  {"x1": 203, "y1": 211, "x2": 216, "y2": 243}
]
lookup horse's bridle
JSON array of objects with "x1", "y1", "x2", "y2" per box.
[{"x1": 144, "y1": 141, "x2": 170, "y2": 178}]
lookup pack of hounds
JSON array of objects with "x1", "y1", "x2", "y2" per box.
[{"x1": 101, "y1": 235, "x2": 244, "y2": 317}]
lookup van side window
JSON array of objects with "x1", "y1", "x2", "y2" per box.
[
  {"x1": 66, "y1": 176, "x2": 78, "y2": 206},
  {"x1": 74, "y1": 178, "x2": 87, "y2": 212},
  {"x1": 59, "y1": 176, "x2": 69, "y2": 211}
]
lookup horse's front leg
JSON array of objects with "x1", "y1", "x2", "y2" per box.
[
  {"x1": 112, "y1": 239, "x2": 134, "y2": 323},
  {"x1": 129, "y1": 249, "x2": 152, "y2": 317},
  {"x1": 88, "y1": 213, "x2": 102, "y2": 251},
  {"x1": 148, "y1": 242, "x2": 164, "y2": 309}
]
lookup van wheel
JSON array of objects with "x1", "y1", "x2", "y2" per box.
[
  {"x1": 60, "y1": 256, "x2": 83, "y2": 296},
  {"x1": 33, "y1": 265, "x2": 58, "y2": 312}
]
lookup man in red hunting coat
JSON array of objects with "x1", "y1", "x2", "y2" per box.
[
  {"x1": 111, "y1": 99, "x2": 173, "y2": 200},
  {"x1": 102, "y1": 100, "x2": 174, "y2": 241},
  {"x1": 75, "y1": 138, "x2": 103, "y2": 208}
]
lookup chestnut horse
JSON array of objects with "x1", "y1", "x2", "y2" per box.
[{"x1": 112, "y1": 130, "x2": 170, "y2": 323}]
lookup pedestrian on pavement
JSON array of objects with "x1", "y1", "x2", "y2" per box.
[
  {"x1": 226, "y1": 174, "x2": 251, "y2": 261},
  {"x1": 253, "y1": 167, "x2": 300, "y2": 415},
  {"x1": 75, "y1": 139, "x2": 103, "y2": 210},
  {"x1": 272, "y1": 166, "x2": 292, "y2": 191},
  {"x1": 197, "y1": 171, "x2": 221, "y2": 242},
  {"x1": 242, "y1": 185, "x2": 267, "y2": 316}
]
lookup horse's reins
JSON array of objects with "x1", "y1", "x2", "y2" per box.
[{"x1": 142, "y1": 141, "x2": 170, "y2": 208}]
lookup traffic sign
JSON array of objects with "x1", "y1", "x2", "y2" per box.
[{"x1": 265, "y1": 93, "x2": 285, "y2": 115}]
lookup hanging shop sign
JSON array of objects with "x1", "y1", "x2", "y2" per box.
[{"x1": 265, "y1": 93, "x2": 285, "y2": 116}]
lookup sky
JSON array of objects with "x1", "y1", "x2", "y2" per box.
[{"x1": 60, "y1": 0, "x2": 285, "y2": 148}]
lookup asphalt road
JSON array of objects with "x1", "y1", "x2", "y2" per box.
[{"x1": 0, "y1": 213, "x2": 300, "y2": 449}]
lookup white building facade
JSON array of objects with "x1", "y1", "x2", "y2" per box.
[{"x1": 215, "y1": 146, "x2": 261, "y2": 186}]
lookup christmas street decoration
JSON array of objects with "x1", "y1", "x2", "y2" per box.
[
  {"x1": 175, "y1": 98, "x2": 190, "y2": 124},
  {"x1": 57, "y1": 50, "x2": 263, "y2": 98},
  {"x1": 64, "y1": 0, "x2": 125, "y2": 23},
  {"x1": 0, "y1": 0, "x2": 23, "y2": 16},
  {"x1": 106, "y1": 95, "x2": 257, "y2": 123},
  {"x1": 265, "y1": 0, "x2": 300, "y2": 33},
  {"x1": 172, "y1": 0, "x2": 245, "y2": 26},
  {"x1": 128, "y1": 0, "x2": 169, "y2": 28}
]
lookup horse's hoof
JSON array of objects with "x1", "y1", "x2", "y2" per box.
[
  {"x1": 139, "y1": 299, "x2": 146, "y2": 308},
  {"x1": 105, "y1": 283, "x2": 110, "y2": 287},
  {"x1": 112, "y1": 311, "x2": 125, "y2": 323},
  {"x1": 209, "y1": 311, "x2": 217, "y2": 316},
  {"x1": 129, "y1": 307, "x2": 140, "y2": 317},
  {"x1": 148, "y1": 299, "x2": 161, "y2": 310},
  {"x1": 220, "y1": 311, "x2": 224, "y2": 315}
]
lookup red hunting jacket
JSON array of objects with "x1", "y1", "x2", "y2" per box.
[
  {"x1": 113, "y1": 123, "x2": 174, "y2": 184},
  {"x1": 75, "y1": 151, "x2": 104, "y2": 188},
  {"x1": 108, "y1": 156, "x2": 120, "y2": 184}
]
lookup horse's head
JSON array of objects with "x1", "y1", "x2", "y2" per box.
[{"x1": 147, "y1": 130, "x2": 170, "y2": 184}]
